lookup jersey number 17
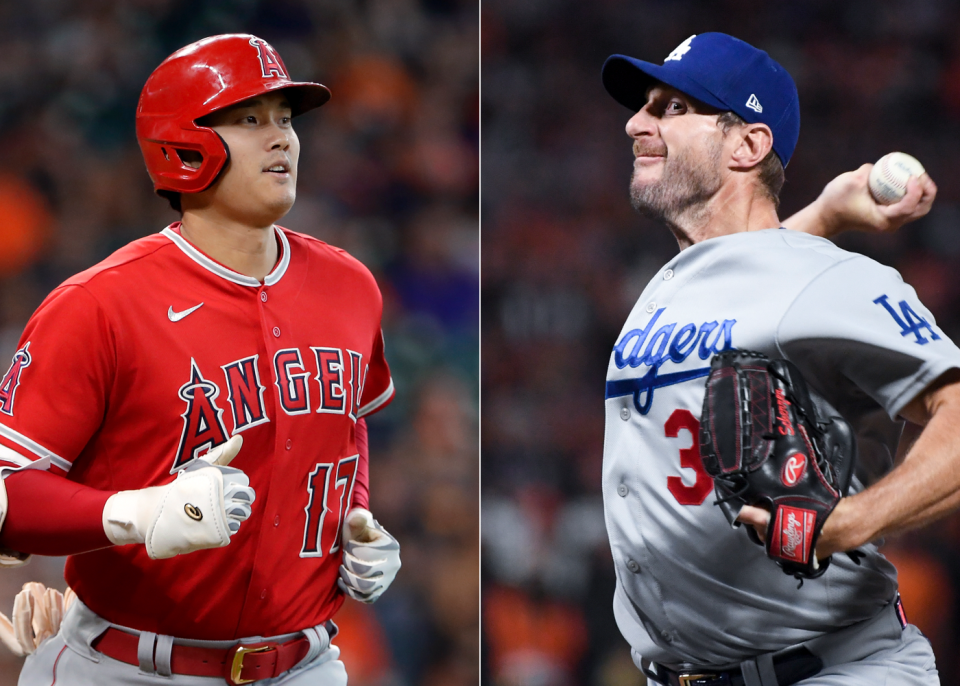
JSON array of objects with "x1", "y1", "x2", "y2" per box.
[{"x1": 300, "y1": 455, "x2": 358, "y2": 557}]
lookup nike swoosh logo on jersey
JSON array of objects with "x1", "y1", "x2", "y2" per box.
[{"x1": 168, "y1": 303, "x2": 204, "y2": 322}]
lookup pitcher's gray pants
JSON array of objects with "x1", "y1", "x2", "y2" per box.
[
  {"x1": 638, "y1": 598, "x2": 938, "y2": 686},
  {"x1": 798, "y1": 599, "x2": 937, "y2": 686}
]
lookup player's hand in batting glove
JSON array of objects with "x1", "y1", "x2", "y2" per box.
[
  {"x1": 101, "y1": 436, "x2": 256, "y2": 559},
  {"x1": 337, "y1": 508, "x2": 400, "y2": 604},
  {"x1": 699, "y1": 350, "x2": 858, "y2": 582},
  {"x1": 0, "y1": 582, "x2": 76, "y2": 656}
]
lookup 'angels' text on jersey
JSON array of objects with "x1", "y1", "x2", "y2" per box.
[
  {"x1": 175, "y1": 347, "x2": 367, "y2": 470},
  {"x1": 0, "y1": 225, "x2": 396, "y2": 639}
]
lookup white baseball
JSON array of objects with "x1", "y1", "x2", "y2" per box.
[{"x1": 868, "y1": 152, "x2": 925, "y2": 205}]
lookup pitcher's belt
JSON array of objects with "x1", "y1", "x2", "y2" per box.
[
  {"x1": 646, "y1": 646, "x2": 821, "y2": 686},
  {"x1": 92, "y1": 622, "x2": 333, "y2": 685}
]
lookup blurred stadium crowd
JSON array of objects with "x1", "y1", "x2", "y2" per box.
[
  {"x1": 0, "y1": 1, "x2": 478, "y2": 685},
  {"x1": 482, "y1": 1, "x2": 960, "y2": 685}
]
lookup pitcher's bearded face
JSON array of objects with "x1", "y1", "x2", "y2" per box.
[
  {"x1": 629, "y1": 135, "x2": 724, "y2": 222},
  {"x1": 625, "y1": 85, "x2": 727, "y2": 223}
]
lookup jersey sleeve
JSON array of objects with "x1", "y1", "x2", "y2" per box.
[
  {"x1": 775, "y1": 255, "x2": 960, "y2": 420},
  {"x1": 0, "y1": 285, "x2": 115, "y2": 475},
  {"x1": 0, "y1": 469, "x2": 113, "y2": 555},
  {"x1": 357, "y1": 329, "x2": 394, "y2": 418},
  {"x1": 352, "y1": 418, "x2": 369, "y2": 510}
]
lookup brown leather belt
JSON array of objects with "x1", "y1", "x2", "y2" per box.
[{"x1": 93, "y1": 627, "x2": 314, "y2": 685}]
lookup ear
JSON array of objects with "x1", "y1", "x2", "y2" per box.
[{"x1": 728, "y1": 123, "x2": 774, "y2": 170}]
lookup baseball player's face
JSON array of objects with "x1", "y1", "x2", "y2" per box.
[
  {"x1": 626, "y1": 85, "x2": 728, "y2": 223},
  {"x1": 197, "y1": 92, "x2": 300, "y2": 225}
]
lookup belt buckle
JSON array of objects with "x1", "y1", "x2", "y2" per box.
[
  {"x1": 226, "y1": 642, "x2": 279, "y2": 685},
  {"x1": 678, "y1": 674, "x2": 720, "y2": 686}
]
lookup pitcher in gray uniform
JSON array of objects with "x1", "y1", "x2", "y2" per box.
[{"x1": 599, "y1": 33, "x2": 947, "y2": 686}]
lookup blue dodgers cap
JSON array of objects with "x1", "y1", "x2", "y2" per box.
[{"x1": 602, "y1": 33, "x2": 800, "y2": 167}]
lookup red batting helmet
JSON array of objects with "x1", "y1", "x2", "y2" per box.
[{"x1": 136, "y1": 34, "x2": 330, "y2": 194}]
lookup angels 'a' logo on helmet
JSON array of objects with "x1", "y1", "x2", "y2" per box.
[
  {"x1": 249, "y1": 37, "x2": 287, "y2": 79},
  {"x1": 781, "y1": 452, "x2": 807, "y2": 487}
]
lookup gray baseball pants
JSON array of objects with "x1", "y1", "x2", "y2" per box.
[
  {"x1": 797, "y1": 598, "x2": 937, "y2": 685},
  {"x1": 18, "y1": 599, "x2": 348, "y2": 685},
  {"x1": 640, "y1": 598, "x2": 938, "y2": 686}
]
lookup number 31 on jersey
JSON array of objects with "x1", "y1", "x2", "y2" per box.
[{"x1": 664, "y1": 409, "x2": 712, "y2": 506}]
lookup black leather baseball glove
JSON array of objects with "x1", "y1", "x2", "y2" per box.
[{"x1": 699, "y1": 350, "x2": 857, "y2": 581}]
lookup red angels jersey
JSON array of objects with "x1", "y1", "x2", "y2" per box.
[{"x1": 0, "y1": 223, "x2": 394, "y2": 639}]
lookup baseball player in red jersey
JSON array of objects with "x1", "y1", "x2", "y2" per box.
[{"x1": 0, "y1": 34, "x2": 401, "y2": 685}]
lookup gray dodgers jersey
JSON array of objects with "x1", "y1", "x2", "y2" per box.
[{"x1": 603, "y1": 228, "x2": 960, "y2": 667}]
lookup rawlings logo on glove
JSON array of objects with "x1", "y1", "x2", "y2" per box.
[
  {"x1": 781, "y1": 453, "x2": 806, "y2": 486},
  {"x1": 698, "y1": 350, "x2": 858, "y2": 581},
  {"x1": 773, "y1": 506, "x2": 815, "y2": 564}
]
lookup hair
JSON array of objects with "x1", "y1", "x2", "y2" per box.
[
  {"x1": 717, "y1": 111, "x2": 785, "y2": 208},
  {"x1": 158, "y1": 190, "x2": 182, "y2": 213}
]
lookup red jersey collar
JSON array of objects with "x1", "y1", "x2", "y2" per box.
[{"x1": 161, "y1": 223, "x2": 291, "y2": 287}]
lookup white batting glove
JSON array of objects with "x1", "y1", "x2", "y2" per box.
[
  {"x1": 102, "y1": 436, "x2": 256, "y2": 559},
  {"x1": 337, "y1": 508, "x2": 401, "y2": 604},
  {"x1": 0, "y1": 583, "x2": 76, "y2": 656}
]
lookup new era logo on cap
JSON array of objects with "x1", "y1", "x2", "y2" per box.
[
  {"x1": 746, "y1": 94, "x2": 762, "y2": 113},
  {"x1": 664, "y1": 35, "x2": 695, "y2": 63}
]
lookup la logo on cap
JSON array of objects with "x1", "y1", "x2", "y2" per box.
[
  {"x1": 746, "y1": 94, "x2": 763, "y2": 113},
  {"x1": 664, "y1": 35, "x2": 696, "y2": 63}
]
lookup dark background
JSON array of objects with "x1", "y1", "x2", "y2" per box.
[
  {"x1": 482, "y1": 1, "x2": 960, "y2": 685},
  {"x1": 0, "y1": 1, "x2": 478, "y2": 684}
]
